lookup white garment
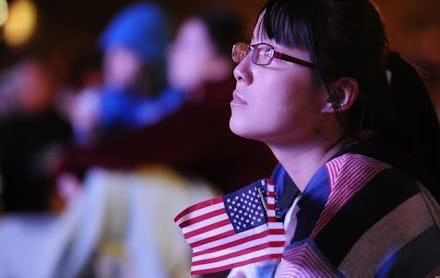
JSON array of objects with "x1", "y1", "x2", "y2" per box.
[
  {"x1": 0, "y1": 166, "x2": 217, "y2": 278},
  {"x1": 0, "y1": 192, "x2": 87, "y2": 278},
  {"x1": 76, "y1": 166, "x2": 218, "y2": 278}
]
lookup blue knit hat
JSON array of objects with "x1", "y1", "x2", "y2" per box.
[{"x1": 99, "y1": 2, "x2": 170, "y2": 64}]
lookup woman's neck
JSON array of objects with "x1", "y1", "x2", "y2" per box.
[{"x1": 269, "y1": 136, "x2": 350, "y2": 192}]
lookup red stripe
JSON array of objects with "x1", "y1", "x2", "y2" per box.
[
  {"x1": 174, "y1": 196, "x2": 223, "y2": 223},
  {"x1": 190, "y1": 229, "x2": 236, "y2": 248},
  {"x1": 191, "y1": 253, "x2": 282, "y2": 275},
  {"x1": 304, "y1": 246, "x2": 333, "y2": 276},
  {"x1": 184, "y1": 218, "x2": 230, "y2": 239},
  {"x1": 267, "y1": 204, "x2": 275, "y2": 210},
  {"x1": 192, "y1": 241, "x2": 285, "y2": 266},
  {"x1": 193, "y1": 229, "x2": 270, "y2": 256},
  {"x1": 179, "y1": 208, "x2": 225, "y2": 228},
  {"x1": 269, "y1": 228, "x2": 285, "y2": 235},
  {"x1": 191, "y1": 227, "x2": 284, "y2": 249},
  {"x1": 313, "y1": 154, "x2": 389, "y2": 236},
  {"x1": 326, "y1": 159, "x2": 339, "y2": 190},
  {"x1": 267, "y1": 216, "x2": 277, "y2": 222},
  {"x1": 280, "y1": 245, "x2": 334, "y2": 277}
]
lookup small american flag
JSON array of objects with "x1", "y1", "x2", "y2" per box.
[{"x1": 174, "y1": 179, "x2": 285, "y2": 275}]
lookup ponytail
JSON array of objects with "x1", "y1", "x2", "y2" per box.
[{"x1": 379, "y1": 51, "x2": 440, "y2": 199}]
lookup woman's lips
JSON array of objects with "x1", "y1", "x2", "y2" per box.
[{"x1": 231, "y1": 91, "x2": 247, "y2": 105}]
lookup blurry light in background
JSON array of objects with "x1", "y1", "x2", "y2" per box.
[
  {"x1": 0, "y1": 0, "x2": 7, "y2": 27},
  {"x1": 3, "y1": 0, "x2": 37, "y2": 47}
]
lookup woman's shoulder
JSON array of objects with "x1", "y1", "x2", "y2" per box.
[{"x1": 284, "y1": 142, "x2": 440, "y2": 277}]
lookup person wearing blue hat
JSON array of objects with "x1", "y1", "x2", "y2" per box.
[{"x1": 96, "y1": 2, "x2": 184, "y2": 138}]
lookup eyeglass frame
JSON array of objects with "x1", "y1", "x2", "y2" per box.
[{"x1": 232, "y1": 42, "x2": 314, "y2": 68}]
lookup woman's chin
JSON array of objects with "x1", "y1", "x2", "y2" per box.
[{"x1": 229, "y1": 120, "x2": 258, "y2": 141}]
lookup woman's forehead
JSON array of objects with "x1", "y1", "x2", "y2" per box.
[
  {"x1": 252, "y1": 13, "x2": 267, "y2": 42},
  {"x1": 252, "y1": 10, "x2": 311, "y2": 55}
]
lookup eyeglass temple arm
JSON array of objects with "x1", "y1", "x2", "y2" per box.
[{"x1": 276, "y1": 53, "x2": 314, "y2": 68}]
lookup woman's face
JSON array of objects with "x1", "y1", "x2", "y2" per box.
[
  {"x1": 167, "y1": 18, "x2": 216, "y2": 93},
  {"x1": 103, "y1": 45, "x2": 143, "y2": 90},
  {"x1": 229, "y1": 17, "x2": 327, "y2": 146}
]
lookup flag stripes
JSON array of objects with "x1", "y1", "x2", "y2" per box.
[{"x1": 174, "y1": 179, "x2": 286, "y2": 275}]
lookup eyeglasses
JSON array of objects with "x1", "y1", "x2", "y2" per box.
[{"x1": 231, "y1": 42, "x2": 314, "y2": 68}]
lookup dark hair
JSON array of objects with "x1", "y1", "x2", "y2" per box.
[
  {"x1": 258, "y1": 0, "x2": 440, "y2": 196},
  {"x1": 258, "y1": 0, "x2": 387, "y2": 132},
  {"x1": 196, "y1": 9, "x2": 245, "y2": 57}
]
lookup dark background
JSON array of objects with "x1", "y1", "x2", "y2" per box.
[
  {"x1": 0, "y1": 0, "x2": 265, "y2": 66},
  {"x1": 1, "y1": 0, "x2": 439, "y2": 109},
  {"x1": 5, "y1": 0, "x2": 438, "y2": 61}
]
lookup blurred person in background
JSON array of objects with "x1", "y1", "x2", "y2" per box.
[
  {"x1": 59, "y1": 48, "x2": 103, "y2": 146},
  {"x1": 0, "y1": 54, "x2": 77, "y2": 277},
  {"x1": 97, "y1": 1, "x2": 184, "y2": 137},
  {"x1": 167, "y1": 8, "x2": 238, "y2": 102},
  {"x1": 62, "y1": 7, "x2": 277, "y2": 194},
  {"x1": 0, "y1": 55, "x2": 73, "y2": 213},
  {"x1": 56, "y1": 8, "x2": 276, "y2": 277},
  {"x1": 64, "y1": 1, "x2": 184, "y2": 145}
]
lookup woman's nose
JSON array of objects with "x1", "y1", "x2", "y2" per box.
[{"x1": 233, "y1": 56, "x2": 252, "y2": 84}]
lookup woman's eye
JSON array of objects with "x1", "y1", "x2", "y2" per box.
[
  {"x1": 257, "y1": 48, "x2": 270, "y2": 57},
  {"x1": 263, "y1": 49, "x2": 271, "y2": 57}
]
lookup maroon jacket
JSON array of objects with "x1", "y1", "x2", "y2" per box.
[{"x1": 63, "y1": 78, "x2": 276, "y2": 193}]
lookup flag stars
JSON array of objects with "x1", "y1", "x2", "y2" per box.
[
  {"x1": 224, "y1": 184, "x2": 270, "y2": 232},
  {"x1": 178, "y1": 180, "x2": 285, "y2": 269}
]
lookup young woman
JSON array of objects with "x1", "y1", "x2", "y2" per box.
[
  {"x1": 226, "y1": 0, "x2": 440, "y2": 276},
  {"x1": 176, "y1": 0, "x2": 440, "y2": 277}
]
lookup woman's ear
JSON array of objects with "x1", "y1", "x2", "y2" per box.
[{"x1": 321, "y1": 77, "x2": 359, "y2": 113}]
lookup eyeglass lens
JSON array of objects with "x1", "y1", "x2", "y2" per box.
[
  {"x1": 232, "y1": 43, "x2": 273, "y2": 65},
  {"x1": 232, "y1": 42, "x2": 314, "y2": 68},
  {"x1": 232, "y1": 42, "x2": 249, "y2": 63},
  {"x1": 253, "y1": 44, "x2": 273, "y2": 65}
]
